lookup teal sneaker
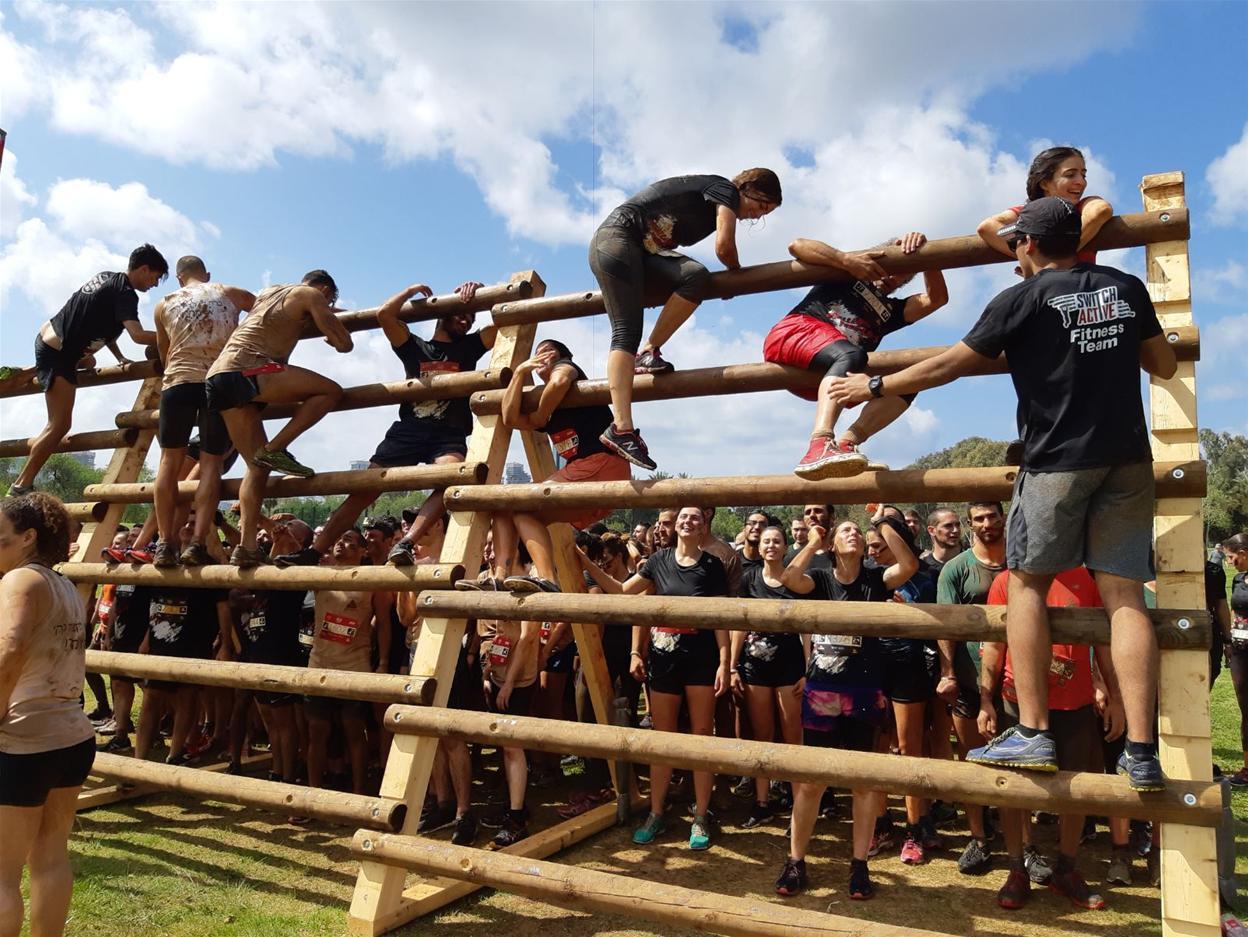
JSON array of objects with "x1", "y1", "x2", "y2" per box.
[
  {"x1": 689, "y1": 814, "x2": 711, "y2": 851},
  {"x1": 967, "y1": 726, "x2": 1058, "y2": 772},
  {"x1": 632, "y1": 812, "x2": 665, "y2": 845}
]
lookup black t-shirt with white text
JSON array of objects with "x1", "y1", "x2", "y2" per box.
[
  {"x1": 603, "y1": 175, "x2": 741, "y2": 253},
  {"x1": 541, "y1": 360, "x2": 611, "y2": 463},
  {"x1": 50, "y1": 272, "x2": 140, "y2": 361},
  {"x1": 962, "y1": 263, "x2": 1162, "y2": 472},
  {"x1": 804, "y1": 564, "x2": 890, "y2": 688},
  {"x1": 638, "y1": 547, "x2": 728, "y2": 598},
  {"x1": 1230, "y1": 572, "x2": 1248, "y2": 645},
  {"x1": 242, "y1": 589, "x2": 309, "y2": 666},
  {"x1": 148, "y1": 588, "x2": 227, "y2": 659},
  {"x1": 392, "y1": 332, "x2": 489, "y2": 433},
  {"x1": 790, "y1": 280, "x2": 908, "y2": 352}
]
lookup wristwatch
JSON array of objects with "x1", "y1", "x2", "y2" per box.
[{"x1": 868, "y1": 375, "x2": 884, "y2": 398}]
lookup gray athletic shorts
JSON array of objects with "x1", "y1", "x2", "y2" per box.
[{"x1": 1005, "y1": 460, "x2": 1153, "y2": 582}]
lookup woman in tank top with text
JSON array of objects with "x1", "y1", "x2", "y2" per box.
[{"x1": 0, "y1": 493, "x2": 96, "y2": 937}]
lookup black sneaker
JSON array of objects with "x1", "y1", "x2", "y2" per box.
[
  {"x1": 1023, "y1": 845, "x2": 1054, "y2": 885},
  {"x1": 86, "y1": 707, "x2": 113, "y2": 725},
  {"x1": 387, "y1": 540, "x2": 416, "y2": 567},
  {"x1": 598, "y1": 425, "x2": 657, "y2": 472},
  {"x1": 928, "y1": 800, "x2": 959, "y2": 828},
  {"x1": 774, "y1": 857, "x2": 807, "y2": 897},
  {"x1": 153, "y1": 540, "x2": 180, "y2": 568},
  {"x1": 455, "y1": 577, "x2": 503, "y2": 592},
  {"x1": 1117, "y1": 749, "x2": 1166, "y2": 792},
  {"x1": 273, "y1": 546, "x2": 322, "y2": 568},
  {"x1": 741, "y1": 803, "x2": 775, "y2": 830},
  {"x1": 502, "y1": 575, "x2": 560, "y2": 594},
  {"x1": 97, "y1": 733, "x2": 132, "y2": 753},
  {"x1": 230, "y1": 544, "x2": 269, "y2": 568},
  {"x1": 634, "y1": 348, "x2": 675, "y2": 375},
  {"x1": 451, "y1": 812, "x2": 478, "y2": 846},
  {"x1": 479, "y1": 809, "x2": 509, "y2": 830},
  {"x1": 818, "y1": 789, "x2": 840, "y2": 820},
  {"x1": 179, "y1": 541, "x2": 216, "y2": 567},
  {"x1": 166, "y1": 752, "x2": 192, "y2": 767},
  {"x1": 418, "y1": 802, "x2": 457, "y2": 834},
  {"x1": 487, "y1": 813, "x2": 528, "y2": 850},
  {"x1": 848, "y1": 859, "x2": 874, "y2": 900},
  {"x1": 957, "y1": 837, "x2": 992, "y2": 876}
]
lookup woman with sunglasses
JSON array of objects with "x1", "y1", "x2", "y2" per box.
[
  {"x1": 582, "y1": 506, "x2": 729, "y2": 851},
  {"x1": 590, "y1": 170, "x2": 782, "y2": 470},
  {"x1": 774, "y1": 507, "x2": 918, "y2": 901}
]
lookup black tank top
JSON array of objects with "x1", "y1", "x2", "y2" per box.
[{"x1": 541, "y1": 360, "x2": 612, "y2": 463}]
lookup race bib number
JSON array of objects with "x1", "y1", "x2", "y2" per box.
[
  {"x1": 1231, "y1": 627, "x2": 1248, "y2": 644},
  {"x1": 488, "y1": 634, "x2": 513, "y2": 667},
  {"x1": 420, "y1": 361, "x2": 460, "y2": 376},
  {"x1": 540, "y1": 621, "x2": 552, "y2": 641},
  {"x1": 156, "y1": 602, "x2": 188, "y2": 617},
  {"x1": 245, "y1": 612, "x2": 266, "y2": 641},
  {"x1": 814, "y1": 634, "x2": 862, "y2": 651},
  {"x1": 550, "y1": 427, "x2": 580, "y2": 460},
  {"x1": 319, "y1": 612, "x2": 358, "y2": 645},
  {"x1": 1049, "y1": 651, "x2": 1076, "y2": 686},
  {"x1": 298, "y1": 626, "x2": 316, "y2": 649},
  {"x1": 97, "y1": 600, "x2": 114, "y2": 622}
]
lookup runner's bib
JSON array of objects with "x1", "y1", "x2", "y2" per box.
[
  {"x1": 488, "y1": 634, "x2": 513, "y2": 667},
  {"x1": 319, "y1": 612, "x2": 358, "y2": 645},
  {"x1": 550, "y1": 427, "x2": 580, "y2": 460}
]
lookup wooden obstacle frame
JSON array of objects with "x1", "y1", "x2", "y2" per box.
[{"x1": 4, "y1": 174, "x2": 1216, "y2": 937}]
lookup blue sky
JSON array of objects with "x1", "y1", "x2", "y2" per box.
[{"x1": 1, "y1": 1, "x2": 1244, "y2": 481}]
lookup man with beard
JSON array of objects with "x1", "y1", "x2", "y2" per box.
[
  {"x1": 785, "y1": 505, "x2": 834, "y2": 572},
  {"x1": 739, "y1": 511, "x2": 769, "y2": 575},
  {"x1": 921, "y1": 507, "x2": 964, "y2": 576},
  {"x1": 272, "y1": 281, "x2": 485, "y2": 567}
]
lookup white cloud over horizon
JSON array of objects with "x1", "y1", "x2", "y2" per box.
[{"x1": 1206, "y1": 123, "x2": 1248, "y2": 225}]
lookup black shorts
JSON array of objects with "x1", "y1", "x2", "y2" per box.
[
  {"x1": 738, "y1": 633, "x2": 806, "y2": 688},
  {"x1": 143, "y1": 679, "x2": 190, "y2": 694},
  {"x1": 0, "y1": 737, "x2": 96, "y2": 807},
  {"x1": 545, "y1": 641, "x2": 577, "y2": 674},
  {"x1": 951, "y1": 643, "x2": 981, "y2": 720},
  {"x1": 999, "y1": 700, "x2": 1103, "y2": 773},
  {"x1": 205, "y1": 370, "x2": 263, "y2": 412},
  {"x1": 485, "y1": 680, "x2": 535, "y2": 717},
  {"x1": 803, "y1": 719, "x2": 878, "y2": 754},
  {"x1": 387, "y1": 621, "x2": 412, "y2": 675},
  {"x1": 647, "y1": 630, "x2": 719, "y2": 696},
  {"x1": 159, "y1": 383, "x2": 230, "y2": 454},
  {"x1": 370, "y1": 420, "x2": 468, "y2": 467},
  {"x1": 304, "y1": 696, "x2": 371, "y2": 722},
  {"x1": 111, "y1": 617, "x2": 149, "y2": 655},
  {"x1": 256, "y1": 691, "x2": 298, "y2": 707},
  {"x1": 445, "y1": 641, "x2": 475, "y2": 710},
  {"x1": 881, "y1": 639, "x2": 939, "y2": 704},
  {"x1": 188, "y1": 435, "x2": 240, "y2": 473},
  {"x1": 34, "y1": 337, "x2": 79, "y2": 391}
]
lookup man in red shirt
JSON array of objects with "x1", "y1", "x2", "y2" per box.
[{"x1": 978, "y1": 567, "x2": 1125, "y2": 911}]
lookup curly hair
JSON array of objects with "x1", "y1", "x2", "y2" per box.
[{"x1": 2, "y1": 492, "x2": 73, "y2": 566}]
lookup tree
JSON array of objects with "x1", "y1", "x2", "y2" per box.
[{"x1": 1200, "y1": 429, "x2": 1248, "y2": 544}]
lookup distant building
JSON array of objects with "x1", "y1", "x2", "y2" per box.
[
  {"x1": 349, "y1": 460, "x2": 371, "y2": 471},
  {"x1": 68, "y1": 451, "x2": 95, "y2": 469},
  {"x1": 503, "y1": 462, "x2": 530, "y2": 485}
]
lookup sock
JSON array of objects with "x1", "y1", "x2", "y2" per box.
[
  {"x1": 906, "y1": 822, "x2": 922, "y2": 839},
  {"x1": 1126, "y1": 739, "x2": 1157, "y2": 760},
  {"x1": 1055, "y1": 853, "x2": 1077, "y2": 874},
  {"x1": 1008, "y1": 855, "x2": 1026, "y2": 872},
  {"x1": 850, "y1": 858, "x2": 868, "y2": 872},
  {"x1": 508, "y1": 807, "x2": 526, "y2": 823},
  {"x1": 1015, "y1": 724, "x2": 1040, "y2": 739}
]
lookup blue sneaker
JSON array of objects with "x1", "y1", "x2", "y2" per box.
[
  {"x1": 1117, "y1": 750, "x2": 1165, "y2": 792},
  {"x1": 632, "y1": 812, "x2": 665, "y2": 845},
  {"x1": 966, "y1": 726, "x2": 1058, "y2": 772},
  {"x1": 689, "y1": 814, "x2": 711, "y2": 851}
]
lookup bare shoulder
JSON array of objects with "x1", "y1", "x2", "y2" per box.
[
  {"x1": 0, "y1": 567, "x2": 49, "y2": 627},
  {"x1": 0, "y1": 566, "x2": 48, "y2": 596}
]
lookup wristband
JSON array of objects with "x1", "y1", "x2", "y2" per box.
[
  {"x1": 630, "y1": 651, "x2": 642, "y2": 658},
  {"x1": 730, "y1": 668, "x2": 739, "y2": 674}
]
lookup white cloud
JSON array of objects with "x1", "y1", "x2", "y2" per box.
[
  {"x1": 1206, "y1": 123, "x2": 1248, "y2": 225},
  {"x1": 1203, "y1": 313, "x2": 1248, "y2": 362},
  {"x1": 0, "y1": 147, "x2": 37, "y2": 240},
  {"x1": 45, "y1": 179, "x2": 200, "y2": 249},
  {"x1": 3, "y1": 1, "x2": 1141, "y2": 248},
  {"x1": 1195, "y1": 259, "x2": 1245, "y2": 304}
]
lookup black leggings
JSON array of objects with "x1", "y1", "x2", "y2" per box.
[
  {"x1": 589, "y1": 225, "x2": 710, "y2": 353},
  {"x1": 810, "y1": 339, "x2": 917, "y2": 404},
  {"x1": 1229, "y1": 641, "x2": 1248, "y2": 752}
]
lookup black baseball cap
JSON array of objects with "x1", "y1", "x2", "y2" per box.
[
  {"x1": 401, "y1": 506, "x2": 419, "y2": 523},
  {"x1": 998, "y1": 196, "x2": 1082, "y2": 241}
]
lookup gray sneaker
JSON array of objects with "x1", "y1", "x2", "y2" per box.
[
  {"x1": 967, "y1": 726, "x2": 1058, "y2": 772},
  {"x1": 1105, "y1": 849, "x2": 1132, "y2": 885},
  {"x1": 153, "y1": 540, "x2": 180, "y2": 568},
  {"x1": 1023, "y1": 845, "x2": 1053, "y2": 885},
  {"x1": 230, "y1": 544, "x2": 269, "y2": 569}
]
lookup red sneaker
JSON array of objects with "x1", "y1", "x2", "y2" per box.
[
  {"x1": 794, "y1": 437, "x2": 868, "y2": 480},
  {"x1": 126, "y1": 548, "x2": 154, "y2": 565},
  {"x1": 1049, "y1": 867, "x2": 1106, "y2": 910},
  {"x1": 998, "y1": 867, "x2": 1031, "y2": 910}
]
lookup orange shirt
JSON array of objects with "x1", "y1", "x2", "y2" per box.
[{"x1": 988, "y1": 567, "x2": 1100, "y2": 711}]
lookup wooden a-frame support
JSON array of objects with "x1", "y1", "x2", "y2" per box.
[{"x1": 1142, "y1": 173, "x2": 1220, "y2": 937}]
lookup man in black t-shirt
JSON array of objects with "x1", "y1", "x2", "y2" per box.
[
  {"x1": 739, "y1": 511, "x2": 768, "y2": 574},
  {"x1": 274, "y1": 280, "x2": 489, "y2": 567},
  {"x1": 9, "y1": 244, "x2": 167, "y2": 496},
  {"x1": 764, "y1": 232, "x2": 948, "y2": 480},
  {"x1": 828, "y1": 198, "x2": 1178, "y2": 788}
]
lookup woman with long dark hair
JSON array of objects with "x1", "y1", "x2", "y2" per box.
[
  {"x1": 0, "y1": 493, "x2": 96, "y2": 937},
  {"x1": 589, "y1": 170, "x2": 782, "y2": 470},
  {"x1": 1223, "y1": 532, "x2": 1248, "y2": 787}
]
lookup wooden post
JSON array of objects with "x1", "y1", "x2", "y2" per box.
[
  {"x1": 58, "y1": 562, "x2": 462, "y2": 592},
  {"x1": 1141, "y1": 172, "x2": 1220, "y2": 937},
  {"x1": 0, "y1": 428, "x2": 137, "y2": 458},
  {"x1": 347, "y1": 271, "x2": 546, "y2": 935},
  {"x1": 515, "y1": 423, "x2": 630, "y2": 795}
]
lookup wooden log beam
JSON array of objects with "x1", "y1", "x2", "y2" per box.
[
  {"x1": 305, "y1": 280, "x2": 532, "y2": 339},
  {"x1": 384, "y1": 705, "x2": 1220, "y2": 825},
  {"x1": 86, "y1": 651, "x2": 435, "y2": 705},
  {"x1": 445, "y1": 460, "x2": 1205, "y2": 512},
  {"x1": 0, "y1": 428, "x2": 138, "y2": 458},
  {"x1": 57, "y1": 562, "x2": 463, "y2": 592},
  {"x1": 472, "y1": 329, "x2": 1199, "y2": 415},
  {"x1": 418, "y1": 591, "x2": 1208, "y2": 649},
  {"x1": 85, "y1": 461, "x2": 488, "y2": 504},
  {"x1": 115, "y1": 369, "x2": 513, "y2": 431},
  {"x1": 0, "y1": 359, "x2": 160, "y2": 400},
  {"x1": 492, "y1": 210, "x2": 1189, "y2": 327},
  {"x1": 353, "y1": 834, "x2": 944, "y2": 937},
  {"x1": 93, "y1": 752, "x2": 405, "y2": 829},
  {"x1": 64, "y1": 502, "x2": 108, "y2": 523}
]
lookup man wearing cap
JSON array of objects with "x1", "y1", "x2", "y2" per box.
[{"x1": 827, "y1": 197, "x2": 1177, "y2": 789}]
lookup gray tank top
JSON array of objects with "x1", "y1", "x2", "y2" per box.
[{"x1": 0, "y1": 564, "x2": 94, "y2": 754}]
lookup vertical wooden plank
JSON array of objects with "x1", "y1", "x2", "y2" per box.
[
  {"x1": 1141, "y1": 172, "x2": 1221, "y2": 937},
  {"x1": 349, "y1": 273, "x2": 543, "y2": 936}
]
